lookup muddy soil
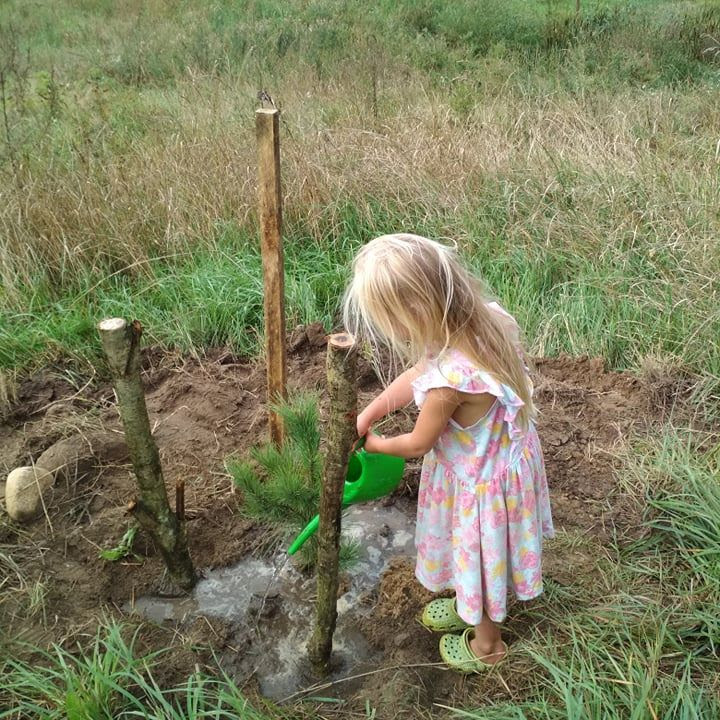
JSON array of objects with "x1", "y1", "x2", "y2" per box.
[{"x1": 0, "y1": 328, "x2": 663, "y2": 716}]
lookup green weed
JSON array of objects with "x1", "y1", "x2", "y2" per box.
[{"x1": 98, "y1": 526, "x2": 139, "y2": 563}]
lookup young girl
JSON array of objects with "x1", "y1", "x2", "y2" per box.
[{"x1": 343, "y1": 233, "x2": 554, "y2": 673}]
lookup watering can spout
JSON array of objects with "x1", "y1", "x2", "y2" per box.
[
  {"x1": 288, "y1": 516, "x2": 319, "y2": 555},
  {"x1": 287, "y1": 447, "x2": 404, "y2": 556}
]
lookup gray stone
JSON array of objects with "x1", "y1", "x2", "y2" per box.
[
  {"x1": 36, "y1": 432, "x2": 128, "y2": 483},
  {"x1": 4, "y1": 466, "x2": 54, "y2": 522},
  {"x1": 36, "y1": 437, "x2": 95, "y2": 482}
]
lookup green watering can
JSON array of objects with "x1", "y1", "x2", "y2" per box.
[{"x1": 287, "y1": 439, "x2": 405, "y2": 556}]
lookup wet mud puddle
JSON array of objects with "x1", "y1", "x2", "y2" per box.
[{"x1": 129, "y1": 501, "x2": 416, "y2": 699}]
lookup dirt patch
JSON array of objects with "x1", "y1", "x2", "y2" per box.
[
  {"x1": 0, "y1": 330, "x2": 331, "y2": 650},
  {"x1": 0, "y1": 336, "x2": 666, "y2": 715},
  {"x1": 533, "y1": 356, "x2": 649, "y2": 538},
  {"x1": 1, "y1": 371, "x2": 77, "y2": 424},
  {"x1": 363, "y1": 556, "x2": 434, "y2": 646}
]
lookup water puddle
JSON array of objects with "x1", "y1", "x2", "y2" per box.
[{"x1": 128, "y1": 500, "x2": 416, "y2": 699}]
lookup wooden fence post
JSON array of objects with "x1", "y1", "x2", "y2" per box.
[
  {"x1": 256, "y1": 108, "x2": 287, "y2": 447},
  {"x1": 308, "y1": 333, "x2": 357, "y2": 675},
  {"x1": 98, "y1": 318, "x2": 196, "y2": 592}
]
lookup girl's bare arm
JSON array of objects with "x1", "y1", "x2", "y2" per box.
[
  {"x1": 357, "y1": 365, "x2": 421, "y2": 436},
  {"x1": 364, "y1": 387, "x2": 461, "y2": 459}
]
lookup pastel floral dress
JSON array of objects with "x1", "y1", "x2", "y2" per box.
[{"x1": 412, "y1": 349, "x2": 554, "y2": 625}]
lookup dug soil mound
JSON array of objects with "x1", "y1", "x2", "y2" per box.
[{"x1": 0, "y1": 330, "x2": 662, "y2": 715}]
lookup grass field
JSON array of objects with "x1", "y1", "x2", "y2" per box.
[
  {"x1": 1, "y1": 0, "x2": 720, "y2": 717},
  {"x1": 1, "y1": 1, "x2": 719, "y2": 392}
]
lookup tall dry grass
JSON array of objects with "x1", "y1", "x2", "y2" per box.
[{"x1": 2, "y1": 71, "x2": 718, "y2": 298}]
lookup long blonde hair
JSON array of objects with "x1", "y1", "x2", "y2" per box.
[{"x1": 343, "y1": 233, "x2": 535, "y2": 428}]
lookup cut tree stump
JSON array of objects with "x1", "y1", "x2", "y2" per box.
[
  {"x1": 98, "y1": 318, "x2": 196, "y2": 592},
  {"x1": 308, "y1": 332, "x2": 357, "y2": 675}
]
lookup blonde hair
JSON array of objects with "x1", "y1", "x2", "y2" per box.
[{"x1": 343, "y1": 233, "x2": 535, "y2": 428}]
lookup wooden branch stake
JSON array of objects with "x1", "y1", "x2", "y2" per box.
[
  {"x1": 98, "y1": 318, "x2": 196, "y2": 591},
  {"x1": 256, "y1": 108, "x2": 287, "y2": 447},
  {"x1": 176, "y1": 480, "x2": 185, "y2": 523},
  {"x1": 308, "y1": 332, "x2": 357, "y2": 675}
]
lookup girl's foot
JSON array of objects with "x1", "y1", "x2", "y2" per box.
[
  {"x1": 420, "y1": 597, "x2": 471, "y2": 632},
  {"x1": 469, "y1": 633, "x2": 507, "y2": 665},
  {"x1": 439, "y1": 628, "x2": 508, "y2": 673}
]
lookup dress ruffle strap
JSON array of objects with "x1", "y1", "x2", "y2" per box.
[{"x1": 411, "y1": 351, "x2": 527, "y2": 441}]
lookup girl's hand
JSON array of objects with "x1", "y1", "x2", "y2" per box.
[
  {"x1": 363, "y1": 432, "x2": 386, "y2": 454},
  {"x1": 357, "y1": 408, "x2": 374, "y2": 438}
]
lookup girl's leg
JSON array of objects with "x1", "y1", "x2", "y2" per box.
[{"x1": 470, "y1": 613, "x2": 507, "y2": 664}]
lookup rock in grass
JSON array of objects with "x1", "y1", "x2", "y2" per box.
[{"x1": 4, "y1": 466, "x2": 54, "y2": 523}]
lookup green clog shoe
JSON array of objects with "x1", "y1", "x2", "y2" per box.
[
  {"x1": 420, "y1": 597, "x2": 471, "y2": 632},
  {"x1": 439, "y1": 628, "x2": 508, "y2": 674}
]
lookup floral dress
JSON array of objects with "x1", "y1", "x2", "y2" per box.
[{"x1": 412, "y1": 349, "x2": 554, "y2": 625}]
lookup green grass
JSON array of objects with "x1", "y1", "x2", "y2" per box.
[
  {"x1": 0, "y1": 620, "x2": 277, "y2": 719},
  {"x1": 2, "y1": 0, "x2": 717, "y2": 88},
  {"x1": 2, "y1": 204, "x2": 718, "y2": 411}
]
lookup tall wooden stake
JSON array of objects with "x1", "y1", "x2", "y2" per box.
[
  {"x1": 256, "y1": 108, "x2": 287, "y2": 447},
  {"x1": 308, "y1": 333, "x2": 357, "y2": 675},
  {"x1": 98, "y1": 318, "x2": 197, "y2": 592}
]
